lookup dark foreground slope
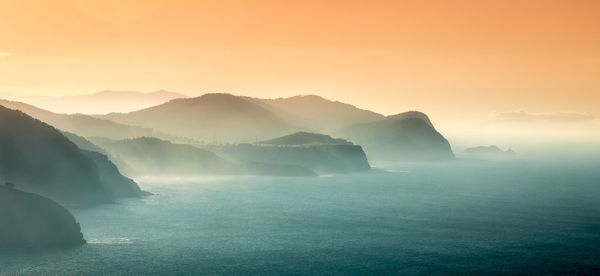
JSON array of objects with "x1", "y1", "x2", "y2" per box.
[
  {"x1": 339, "y1": 111, "x2": 454, "y2": 161},
  {"x1": 0, "y1": 105, "x2": 144, "y2": 204},
  {"x1": 0, "y1": 183, "x2": 85, "y2": 248}
]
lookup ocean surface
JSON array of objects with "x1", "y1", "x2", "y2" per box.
[{"x1": 2, "y1": 157, "x2": 600, "y2": 275}]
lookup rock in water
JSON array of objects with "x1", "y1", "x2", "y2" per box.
[{"x1": 0, "y1": 183, "x2": 85, "y2": 249}]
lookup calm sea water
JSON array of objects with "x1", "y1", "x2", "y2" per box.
[{"x1": 2, "y1": 157, "x2": 600, "y2": 275}]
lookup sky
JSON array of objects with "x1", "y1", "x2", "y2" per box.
[{"x1": 1, "y1": 0, "x2": 599, "y2": 146}]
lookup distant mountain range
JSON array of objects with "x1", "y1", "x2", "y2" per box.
[
  {"x1": 10, "y1": 90, "x2": 187, "y2": 114},
  {"x1": 2, "y1": 91, "x2": 455, "y2": 161},
  {"x1": 104, "y1": 93, "x2": 454, "y2": 160}
]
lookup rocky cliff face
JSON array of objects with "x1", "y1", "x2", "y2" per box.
[{"x1": 0, "y1": 183, "x2": 85, "y2": 249}]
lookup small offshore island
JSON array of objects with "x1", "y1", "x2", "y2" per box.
[
  {"x1": 0, "y1": 183, "x2": 85, "y2": 249},
  {"x1": 464, "y1": 145, "x2": 516, "y2": 157}
]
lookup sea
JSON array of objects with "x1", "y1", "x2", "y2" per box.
[{"x1": 2, "y1": 157, "x2": 600, "y2": 275}]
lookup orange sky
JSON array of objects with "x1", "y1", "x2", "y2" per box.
[{"x1": 1, "y1": 0, "x2": 599, "y2": 142}]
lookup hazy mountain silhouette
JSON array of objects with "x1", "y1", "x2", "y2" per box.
[
  {"x1": 100, "y1": 93, "x2": 454, "y2": 161},
  {"x1": 0, "y1": 99, "x2": 180, "y2": 141},
  {"x1": 104, "y1": 93, "x2": 295, "y2": 143},
  {"x1": 3, "y1": 93, "x2": 455, "y2": 162},
  {"x1": 0, "y1": 105, "x2": 144, "y2": 204},
  {"x1": 62, "y1": 131, "x2": 108, "y2": 154},
  {"x1": 338, "y1": 112, "x2": 455, "y2": 161},
  {"x1": 0, "y1": 183, "x2": 85, "y2": 248},
  {"x1": 258, "y1": 131, "x2": 353, "y2": 146},
  {"x1": 246, "y1": 95, "x2": 384, "y2": 132},
  {"x1": 90, "y1": 136, "x2": 316, "y2": 176},
  {"x1": 207, "y1": 132, "x2": 371, "y2": 174},
  {"x1": 90, "y1": 137, "x2": 233, "y2": 176},
  {"x1": 18, "y1": 90, "x2": 187, "y2": 114}
]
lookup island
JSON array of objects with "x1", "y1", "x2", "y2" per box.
[{"x1": 464, "y1": 145, "x2": 516, "y2": 156}]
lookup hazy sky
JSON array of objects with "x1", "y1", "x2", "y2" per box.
[{"x1": 1, "y1": 0, "x2": 599, "y2": 142}]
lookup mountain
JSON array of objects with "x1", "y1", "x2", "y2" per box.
[
  {"x1": 338, "y1": 111, "x2": 455, "y2": 161},
  {"x1": 18, "y1": 90, "x2": 187, "y2": 114},
  {"x1": 0, "y1": 99, "x2": 181, "y2": 141},
  {"x1": 104, "y1": 93, "x2": 295, "y2": 143},
  {"x1": 90, "y1": 137, "x2": 233, "y2": 176},
  {"x1": 102, "y1": 93, "x2": 454, "y2": 161},
  {"x1": 0, "y1": 183, "x2": 85, "y2": 249},
  {"x1": 464, "y1": 146, "x2": 516, "y2": 156},
  {"x1": 246, "y1": 94, "x2": 384, "y2": 132},
  {"x1": 91, "y1": 137, "x2": 316, "y2": 177},
  {"x1": 0, "y1": 105, "x2": 144, "y2": 204},
  {"x1": 258, "y1": 131, "x2": 353, "y2": 146},
  {"x1": 207, "y1": 132, "x2": 371, "y2": 174}
]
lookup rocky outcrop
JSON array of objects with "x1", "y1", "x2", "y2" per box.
[{"x1": 464, "y1": 145, "x2": 516, "y2": 156}]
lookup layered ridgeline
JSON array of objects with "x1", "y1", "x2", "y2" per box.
[
  {"x1": 102, "y1": 93, "x2": 454, "y2": 161},
  {"x1": 245, "y1": 95, "x2": 384, "y2": 133},
  {"x1": 87, "y1": 136, "x2": 315, "y2": 176},
  {"x1": 0, "y1": 183, "x2": 85, "y2": 248},
  {"x1": 103, "y1": 93, "x2": 296, "y2": 143},
  {"x1": 207, "y1": 132, "x2": 371, "y2": 174},
  {"x1": 88, "y1": 137, "x2": 235, "y2": 176},
  {"x1": 0, "y1": 105, "x2": 144, "y2": 204},
  {"x1": 0, "y1": 99, "x2": 185, "y2": 141},
  {"x1": 338, "y1": 111, "x2": 455, "y2": 161},
  {"x1": 84, "y1": 134, "x2": 368, "y2": 176},
  {"x1": 3, "y1": 93, "x2": 454, "y2": 162}
]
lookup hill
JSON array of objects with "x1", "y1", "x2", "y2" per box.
[
  {"x1": 258, "y1": 131, "x2": 353, "y2": 146},
  {"x1": 338, "y1": 111, "x2": 455, "y2": 161},
  {"x1": 90, "y1": 137, "x2": 233, "y2": 176},
  {"x1": 207, "y1": 132, "x2": 371, "y2": 174},
  {"x1": 91, "y1": 137, "x2": 317, "y2": 177},
  {"x1": 0, "y1": 105, "x2": 144, "y2": 204},
  {"x1": 104, "y1": 93, "x2": 294, "y2": 142},
  {"x1": 246, "y1": 94, "x2": 384, "y2": 132}
]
